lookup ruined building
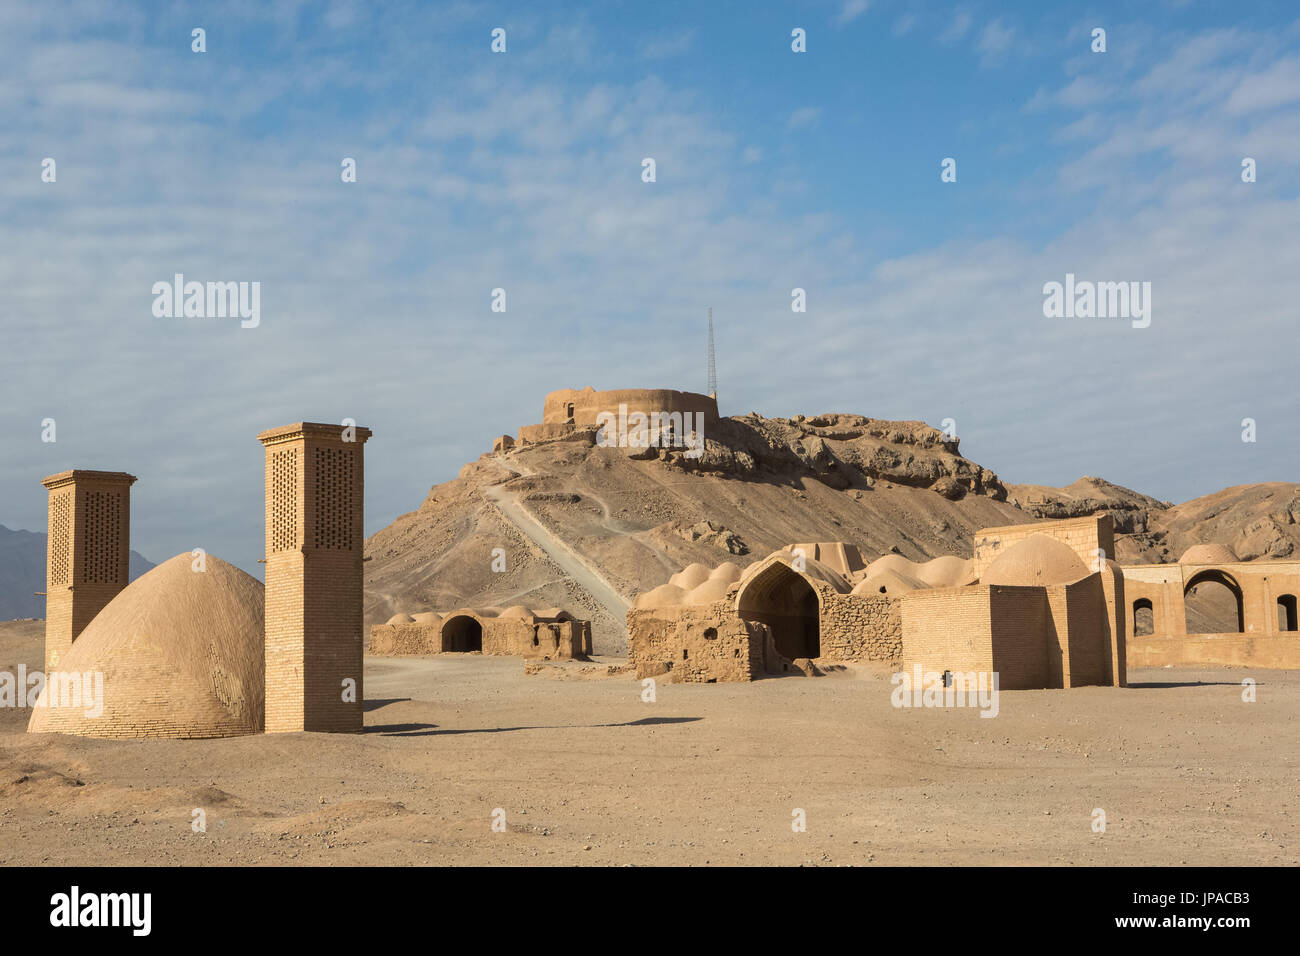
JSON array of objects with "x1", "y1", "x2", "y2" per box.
[
  {"x1": 513, "y1": 386, "x2": 719, "y2": 446},
  {"x1": 369, "y1": 605, "x2": 592, "y2": 660}
]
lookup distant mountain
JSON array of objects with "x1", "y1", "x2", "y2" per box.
[{"x1": 0, "y1": 525, "x2": 155, "y2": 621}]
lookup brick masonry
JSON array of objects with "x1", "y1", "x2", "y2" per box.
[
  {"x1": 40, "y1": 470, "x2": 136, "y2": 674},
  {"x1": 259, "y1": 422, "x2": 371, "y2": 734}
]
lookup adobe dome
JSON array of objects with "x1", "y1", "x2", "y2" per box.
[
  {"x1": 684, "y1": 576, "x2": 733, "y2": 605},
  {"x1": 28, "y1": 554, "x2": 264, "y2": 738},
  {"x1": 410, "y1": 611, "x2": 441, "y2": 624},
  {"x1": 386, "y1": 613, "x2": 415, "y2": 625},
  {"x1": 672, "y1": 563, "x2": 713, "y2": 590},
  {"x1": 915, "y1": 555, "x2": 977, "y2": 588},
  {"x1": 533, "y1": 607, "x2": 575, "y2": 621},
  {"x1": 634, "y1": 583, "x2": 687, "y2": 608},
  {"x1": 865, "y1": 553, "x2": 918, "y2": 578},
  {"x1": 982, "y1": 535, "x2": 1091, "y2": 587},
  {"x1": 1180, "y1": 543, "x2": 1239, "y2": 565},
  {"x1": 710, "y1": 562, "x2": 742, "y2": 583},
  {"x1": 851, "y1": 569, "x2": 927, "y2": 596}
]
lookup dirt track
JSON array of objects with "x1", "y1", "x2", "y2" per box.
[{"x1": 1, "y1": 619, "x2": 1295, "y2": 866}]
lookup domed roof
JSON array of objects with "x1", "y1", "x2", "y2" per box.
[
  {"x1": 1180, "y1": 543, "x2": 1238, "y2": 565},
  {"x1": 533, "y1": 607, "x2": 575, "y2": 621},
  {"x1": 864, "y1": 553, "x2": 918, "y2": 578},
  {"x1": 710, "y1": 562, "x2": 742, "y2": 584},
  {"x1": 28, "y1": 554, "x2": 264, "y2": 738},
  {"x1": 410, "y1": 611, "x2": 441, "y2": 624},
  {"x1": 386, "y1": 613, "x2": 415, "y2": 625},
  {"x1": 851, "y1": 569, "x2": 927, "y2": 596},
  {"x1": 982, "y1": 535, "x2": 1091, "y2": 587},
  {"x1": 915, "y1": 555, "x2": 977, "y2": 588},
  {"x1": 684, "y1": 576, "x2": 734, "y2": 605},
  {"x1": 497, "y1": 605, "x2": 534, "y2": 619},
  {"x1": 634, "y1": 583, "x2": 687, "y2": 608},
  {"x1": 671, "y1": 563, "x2": 712, "y2": 590}
]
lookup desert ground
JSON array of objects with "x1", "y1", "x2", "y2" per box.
[{"x1": 1, "y1": 620, "x2": 1294, "y2": 867}]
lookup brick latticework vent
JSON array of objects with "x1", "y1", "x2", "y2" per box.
[
  {"x1": 270, "y1": 449, "x2": 299, "y2": 553},
  {"x1": 82, "y1": 490, "x2": 123, "y2": 584},
  {"x1": 258, "y1": 422, "x2": 372, "y2": 734},
  {"x1": 40, "y1": 470, "x2": 137, "y2": 672}
]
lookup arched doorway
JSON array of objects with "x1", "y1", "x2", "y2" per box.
[
  {"x1": 442, "y1": 614, "x2": 483, "y2": 652},
  {"x1": 1183, "y1": 569, "x2": 1244, "y2": 634},
  {"x1": 735, "y1": 560, "x2": 821, "y2": 660},
  {"x1": 1132, "y1": 598, "x2": 1154, "y2": 636}
]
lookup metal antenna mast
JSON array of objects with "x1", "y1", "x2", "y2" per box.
[{"x1": 706, "y1": 307, "x2": 717, "y2": 399}]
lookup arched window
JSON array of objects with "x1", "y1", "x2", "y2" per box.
[
  {"x1": 1133, "y1": 598, "x2": 1154, "y2": 636},
  {"x1": 1278, "y1": 595, "x2": 1298, "y2": 632}
]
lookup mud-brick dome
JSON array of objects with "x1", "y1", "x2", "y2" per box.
[
  {"x1": 1179, "y1": 543, "x2": 1239, "y2": 565},
  {"x1": 982, "y1": 534, "x2": 1091, "y2": 587},
  {"x1": 28, "y1": 554, "x2": 265, "y2": 738}
]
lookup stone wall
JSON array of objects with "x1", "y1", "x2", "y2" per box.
[
  {"x1": 818, "y1": 591, "x2": 902, "y2": 665},
  {"x1": 369, "y1": 621, "x2": 441, "y2": 654},
  {"x1": 627, "y1": 602, "x2": 765, "y2": 682}
]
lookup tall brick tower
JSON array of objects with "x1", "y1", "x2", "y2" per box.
[
  {"x1": 258, "y1": 422, "x2": 371, "y2": 733},
  {"x1": 40, "y1": 470, "x2": 137, "y2": 673}
]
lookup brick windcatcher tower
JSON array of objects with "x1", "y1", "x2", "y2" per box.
[
  {"x1": 258, "y1": 422, "x2": 372, "y2": 733},
  {"x1": 40, "y1": 470, "x2": 137, "y2": 673}
]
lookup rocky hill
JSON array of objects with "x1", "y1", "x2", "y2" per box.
[{"x1": 362, "y1": 410, "x2": 1298, "y2": 654}]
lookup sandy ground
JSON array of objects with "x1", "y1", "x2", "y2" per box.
[{"x1": 0, "y1": 620, "x2": 1295, "y2": 866}]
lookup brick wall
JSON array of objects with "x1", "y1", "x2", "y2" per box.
[{"x1": 901, "y1": 585, "x2": 995, "y2": 676}]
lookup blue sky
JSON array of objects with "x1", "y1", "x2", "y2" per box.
[{"x1": 2, "y1": 0, "x2": 1299, "y2": 578}]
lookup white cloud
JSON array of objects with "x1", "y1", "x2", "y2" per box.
[
  {"x1": 638, "y1": 29, "x2": 695, "y2": 60},
  {"x1": 837, "y1": 0, "x2": 872, "y2": 26},
  {"x1": 787, "y1": 106, "x2": 822, "y2": 129},
  {"x1": 976, "y1": 19, "x2": 1016, "y2": 64},
  {"x1": 1, "y1": 4, "x2": 1297, "y2": 577},
  {"x1": 939, "y1": 8, "x2": 973, "y2": 45}
]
